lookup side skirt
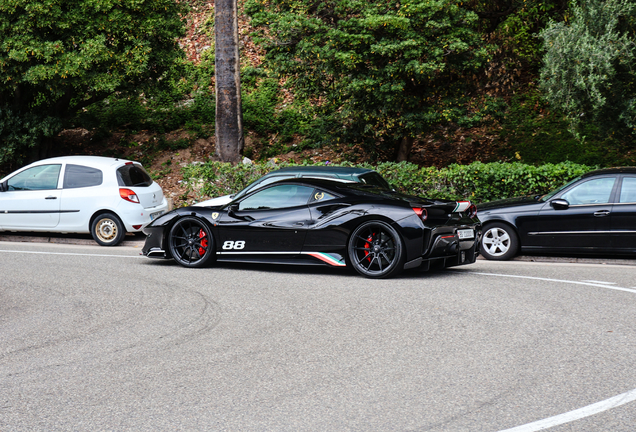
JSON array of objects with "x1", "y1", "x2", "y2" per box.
[{"x1": 216, "y1": 251, "x2": 347, "y2": 267}]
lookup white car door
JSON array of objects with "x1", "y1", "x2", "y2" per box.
[
  {"x1": 57, "y1": 163, "x2": 109, "y2": 232},
  {"x1": 0, "y1": 164, "x2": 62, "y2": 229}
]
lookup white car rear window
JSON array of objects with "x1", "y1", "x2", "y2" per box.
[{"x1": 117, "y1": 163, "x2": 153, "y2": 187}]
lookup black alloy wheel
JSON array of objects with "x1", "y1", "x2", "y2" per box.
[
  {"x1": 348, "y1": 220, "x2": 405, "y2": 278},
  {"x1": 168, "y1": 217, "x2": 215, "y2": 268}
]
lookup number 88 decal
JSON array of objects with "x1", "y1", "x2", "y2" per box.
[{"x1": 222, "y1": 240, "x2": 245, "y2": 250}]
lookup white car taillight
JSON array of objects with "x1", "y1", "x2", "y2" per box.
[{"x1": 120, "y1": 188, "x2": 140, "y2": 203}]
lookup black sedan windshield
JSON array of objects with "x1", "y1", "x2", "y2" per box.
[{"x1": 540, "y1": 175, "x2": 582, "y2": 201}]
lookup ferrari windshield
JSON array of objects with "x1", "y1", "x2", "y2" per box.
[{"x1": 233, "y1": 174, "x2": 296, "y2": 201}]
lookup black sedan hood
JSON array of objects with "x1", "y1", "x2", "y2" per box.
[{"x1": 477, "y1": 195, "x2": 542, "y2": 211}]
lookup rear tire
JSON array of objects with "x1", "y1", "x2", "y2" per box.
[
  {"x1": 348, "y1": 220, "x2": 405, "y2": 278},
  {"x1": 91, "y1": 212, "x2": 126, "y2": 246},
  {"x1": 480, "y1": 223, "x2": 519, "y2": 260},
  {"x1": 168, "y1": 217, "x2": 216, "y2": 268}
]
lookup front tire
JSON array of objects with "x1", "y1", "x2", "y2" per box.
[
  {"x1": 480, "y1": 223, "x2": 519, "y2": 260},
  {"x1": 91, "y1": 212, "x2": 126, "y2": 246},
  {"x1": 168, "y1": 217, "x2": 216, "y2": 268},
  {"x1": 348, "y1": 220, "x2": 405, "y2": 278}
]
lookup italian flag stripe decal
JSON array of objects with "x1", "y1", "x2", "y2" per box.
[
  {"x1": 303, "y1": 252, "x2": 347, "y2": 266},
  {"x1": 453, "y1": 201, "x2": 471, "y2": 213}
]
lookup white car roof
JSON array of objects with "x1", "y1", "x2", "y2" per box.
[
  {"x1": 0, "y1": 156, "x2": 139, "y2": 183},
  {"x1": 27, "y1": 155, "x2": 135, "y2": 169}
]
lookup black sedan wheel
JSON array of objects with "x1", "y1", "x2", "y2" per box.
[
  {"x1": 348, "y1": 221, "x2": 405, "y2": 278},
  {"x1": 168, "y1": 217, "x2": 215, "y2": 268},
  {"x1": 480, "y1": 223, "x2": 519, "y2": 261}
]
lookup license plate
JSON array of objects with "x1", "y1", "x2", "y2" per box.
[
  {"x1": 457, "y1": 229, "x2": 474, "y2": 240},
  {"x1": 150, "y1": 211, "x2": 164, "y2": 221}
]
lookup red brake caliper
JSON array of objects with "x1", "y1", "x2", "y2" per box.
[
  {"x1": 198, "y1": 229, "x2": 208, "y2": 256},
  {"x1": 364, "y1": 233, "x2": 375, "y2": 262}
]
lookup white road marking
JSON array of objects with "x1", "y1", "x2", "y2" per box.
[
  {"x1": 0, "y1": 249, "x2": 143, "y2": 258},
  {"x1": 471, "y1": 271, "x2": 636, "y2": 432},
  {"x1": 474, "y1": 272, "x2": 636, "y2": 295},
  {"x1": 498, "y1": 387, "x2": 636, "y2": 432},
  {"x1": 581, "y1": 280, "x2": 617, "y2": 285}
]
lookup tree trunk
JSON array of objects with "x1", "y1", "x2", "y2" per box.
[
  {"x1": 395, "y1": 136, "x2": 414, "y2": 162},
  {"x1": 215, "y1": 0, "x2": 244, "y2": 162}
]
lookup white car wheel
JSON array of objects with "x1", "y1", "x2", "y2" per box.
[{"x1": 91, "y1": 213, "x2": 126, "y2": 246}]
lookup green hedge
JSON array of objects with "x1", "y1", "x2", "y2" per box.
[
  {"x1": 181, "y1": 160, "x2": 594, "y2": 205},
  {"x1": 371, "y1": 161, "x2": 593, "y2": 203}
]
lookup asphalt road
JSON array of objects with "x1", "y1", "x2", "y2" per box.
[{"x1": 1, "y1": 241, "x2": 636, "y2": 431}]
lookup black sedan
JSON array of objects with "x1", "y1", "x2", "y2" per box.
[
  {"x1": 142, "y1": 178, "x2": 481, "y2": 278},
  {"x1": 478, "y1": 167, "x2": 636, "y2": 260}
]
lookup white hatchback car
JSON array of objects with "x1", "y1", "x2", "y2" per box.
[{"x1": 0, "y1": 156, "x2": 168, "y2": 246}]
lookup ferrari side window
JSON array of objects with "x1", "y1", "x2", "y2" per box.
[
  {"x1": 239, "y1": 184, "x2": 314, "y2": 211},
  {"x1": 561, "y1": 177, "x2": 616, "y2": 205},
  {"x1": 619, "y1": 177, "x2": 636, "y2": 203},
  {"x1": 7, "y1": 164, "x2": 62, "y2": 191},
  {"x1": 310, "y1": 189, "x2": 336, "y2": 202}
]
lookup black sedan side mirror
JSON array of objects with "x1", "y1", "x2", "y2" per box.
[{"x1": 550, "y1": 199, "x2": 570, "y2": 210}]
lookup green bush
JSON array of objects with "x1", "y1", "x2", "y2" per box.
[
  {"x1": 181, "y1": 160, "x2": 594, "y2": 205},
  {"x1": 182, "y1": 161, "x2": 272, "y2": 201},
  {"x1": 412, "y1": 161, "x2": 592, "y2": 203}
]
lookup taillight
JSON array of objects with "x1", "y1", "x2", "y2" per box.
[
  {"x1": 120, "y1": 188, "x2": 140, "y2": 203},
  {"x1": 412, "y1": 207, "x2": 427, "y2": 221}
]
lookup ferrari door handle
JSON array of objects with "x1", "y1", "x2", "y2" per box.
[
  {"x1": 45, "y1": 196, "x2": 58, "y2": 200},
  {"x1": 293, "y1": 222, "x2": 304, "y2": 226},
  {"x1": 593, "y1": 210, "x2": 610, "y2": 217}
]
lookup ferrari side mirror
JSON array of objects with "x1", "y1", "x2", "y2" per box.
[{"x1": 228, "y1": 203, "x2": 239, "y2": 214}]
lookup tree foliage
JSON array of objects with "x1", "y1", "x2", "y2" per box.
[
  {"x1": 468, "y1": 0, "x2": 569, "y2": 71},
  {"x1": 0, "y1": 0, "x2": 187, "y2": 118},
  {"x1": 245, "y1": 0, "x2": 490, "y2": 160},
  {"x1": 540, "y1": 0, "x2": 636, "y2": 138},
  {"x1": 0, "y1": 107, "x2": 61, "y2": 169}
]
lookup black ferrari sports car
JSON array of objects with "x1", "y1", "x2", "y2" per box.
[{"x1": 142, "y1": 178, "x2": 481, "y2": 278}]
